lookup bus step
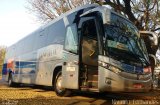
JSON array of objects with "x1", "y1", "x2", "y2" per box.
[
  {"x1": 88, "y1": 80, "x2": 98, "y2": 88},
  {"x1": 81, "y1": 87, "x2": 99, "y2": 92},
  {"x1": 88, "y1": 75, "x2": 98, "y2": 81},
  {"x1": 80, "y1": 80, "x2": 98, "y2": 88},
  {"x1": 80, "y1": 77, "x2": 86, "y2": 80}
]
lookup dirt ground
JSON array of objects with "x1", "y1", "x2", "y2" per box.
[{"x1": 0, "y1": 77, "x2": 160, "y2": 105}]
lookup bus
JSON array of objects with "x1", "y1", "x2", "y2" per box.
[{"x1": 2, "y1": 4, "x2": 152, "y2": 96}]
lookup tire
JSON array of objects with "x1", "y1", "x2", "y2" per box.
[
  {"x1": 8, "y1": 73, "x2": 19, "y2": 87},
  {"x1": 8, "y1": 73, "x2": 14, "y2": 87},
  {"x1": 54, "y1": 71, "x2": 71, "y2": 97}
]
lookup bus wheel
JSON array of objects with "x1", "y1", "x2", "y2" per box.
[
  {"x1": 8, "y1": 73, "x2": 18, "y2": 87},
  {"x1": 8, "y1": 73, "x2": 14, "y2": 87},
  {"x1": 54, "y1": 71, "x2": 71, "y2": 97}
]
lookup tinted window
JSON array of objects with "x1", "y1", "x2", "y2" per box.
[
  {"x1": 111, "y1": 13, "x2": 138, "y2": 38},
  {"x1": 6, "y1": 45, "x2": 16, "y2": 59},
  {"x1": 64, "y1": 24, "x2": 78, "y2": 53},
  {"x1": 24, "y1": 32, "x2": 37, "y2": 52},
  {"x1": 15, "y1": 40, "x2": 25, "y2": 55},
  {"x1": 34, "y1": 29, "x2": 48, "y2": 50},
  {"x1": 47, "y1": 20, "x2": 65, "y2": 45}
]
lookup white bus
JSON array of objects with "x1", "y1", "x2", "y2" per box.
[{"x1": 2, "y1": 4, "x2": 152, "y2": 96}]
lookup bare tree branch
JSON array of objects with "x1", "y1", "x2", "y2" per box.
[{"x1": 26, "y1": 0, "x2": 160, "y2": 32}]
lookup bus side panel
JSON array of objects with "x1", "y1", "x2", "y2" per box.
[
  {"x1": 35, "y1": 19, "x2": 66, "y2": 86},
  {"x1": 13, "y1": 31, "x2": 37, "y2": 84},
  {"x1": 35, "y1": 44, "x2": 63, "y2": 86},
  {"x1": 14, "y1": 51, "x2": 37, "y2": 84}
]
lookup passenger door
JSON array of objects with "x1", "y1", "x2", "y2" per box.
[
  {"x1": 78, "y1": 17, "x2": 99, "y2": 66},
  {"x1": 62, "y1": 23, "x2": 79, "y2": 89}
]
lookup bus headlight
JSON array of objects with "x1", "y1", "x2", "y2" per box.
[{"x1": 99, "y1": 61, "x2": 121, "y2": 73}]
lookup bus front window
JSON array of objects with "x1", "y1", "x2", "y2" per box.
[{"x1": 104, "y1": 13, "x2": 149, "y2": 67}]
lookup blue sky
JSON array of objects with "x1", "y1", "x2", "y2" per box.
[{"x1": 0, "y1": 0, "x2": 41, "y2": 46}]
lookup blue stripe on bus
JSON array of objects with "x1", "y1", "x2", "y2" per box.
[
  {"x1": 15, "y1": 61, "x2": 36, "y2": 69},
  {"x1": 14, "y1": 61, "x2": 36, "y2": 74}
]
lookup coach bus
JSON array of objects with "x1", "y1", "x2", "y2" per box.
[{"x1": 2, "y1": 4, "x2": 152, "y2": 96}]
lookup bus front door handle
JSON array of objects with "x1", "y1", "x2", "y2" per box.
[{"x1": 90, "y1": 50, "x2": 95, "y2": 56}]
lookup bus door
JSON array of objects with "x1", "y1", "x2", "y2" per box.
[
  {"x1": 62, "y1": 23, "x2": 79, "y2": 89},
  {"x1": 78, "y1": 16, "x2": 100, "y2": 89}
]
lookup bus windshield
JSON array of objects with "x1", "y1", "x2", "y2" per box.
[{"x1": 104, "y1": 13, "x2": 149, "y2": 67}]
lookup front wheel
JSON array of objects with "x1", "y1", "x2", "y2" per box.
[{"x1": 54, "y1": 71, "x2": 71, "y2": 97}]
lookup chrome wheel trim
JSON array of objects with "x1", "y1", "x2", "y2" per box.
[{"x1": 56, "y1": 75, "x2": 64, "y2": 93}]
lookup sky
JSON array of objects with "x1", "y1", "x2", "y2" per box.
[{"x1": 0, "y1": 0, "x2": 41, "y2": 47}]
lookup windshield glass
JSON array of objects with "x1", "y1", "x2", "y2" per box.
[{"x1": 104, "y1": 13, "x2": 149, "y2": 67}]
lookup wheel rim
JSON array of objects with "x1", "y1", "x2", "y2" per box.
[{"x1": 56, "y1": 74, "x2": 64, "y2": 93}]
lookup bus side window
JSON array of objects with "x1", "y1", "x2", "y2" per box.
[{"x1": 64, "y1": 24, "x2": 78, "y2": 54}]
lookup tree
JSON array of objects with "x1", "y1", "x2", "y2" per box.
[
  {"x1": 0, "y1": 46, "x2": 6, "y2": 75},
  {"x1": 103, "y1": 0, "x2": 160, "y2": 31},
  {"x1": 27, "y1": 0, "x2": 160, "y2": 31},
  {"x1": 26, "y1": 0, "x2": 93, "y2": 23}
]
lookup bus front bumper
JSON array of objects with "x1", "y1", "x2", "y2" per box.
[{"x1": 98, "y1": 67, "x2": 152, "y2": 92}]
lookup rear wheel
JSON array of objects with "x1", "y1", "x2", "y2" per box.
[
  {"x1": 54, "y1": 71, "x2": 71, "y2": 97},
  {"x1": 8, "y1": 73, "x2": 15, "y2": 87},
  {"x1": 8, "y1": 73, "x2": 19, "y2": 87}
]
